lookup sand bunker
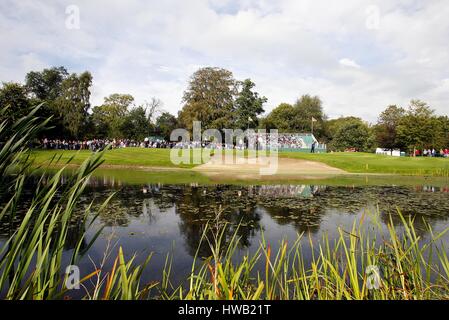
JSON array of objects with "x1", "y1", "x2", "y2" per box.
[{"x1": 193, "y1": 155, "x2": 346, "y2": 181}]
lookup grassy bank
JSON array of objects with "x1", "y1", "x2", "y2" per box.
[
  {"x1": 280, "y1": 152, "x2": 449, "y2": 176},
  {"x1": 86, "y1": 168, "x2": 449, "y2": 186},
  {"x1": 29, "y1": 148, "x2": 196, "y2": 168},
  {"x1": 29, "y1": 148, "x2": 449, "y2": 177}
]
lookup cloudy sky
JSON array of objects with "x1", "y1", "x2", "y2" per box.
[{"x1": 1, "y1": 0, "x2": 448, "y2": 122}]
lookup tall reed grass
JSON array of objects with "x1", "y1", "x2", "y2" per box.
[{"x1": 165, "y1": 210, "x2": 449, "y2": 300}]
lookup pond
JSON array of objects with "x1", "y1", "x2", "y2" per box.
[{"x1": 1, "y1": 171, "x2": 449, "y2": 298}]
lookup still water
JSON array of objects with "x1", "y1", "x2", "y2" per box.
[{"x1": 1, "y1": 173, "x2": 449, "y2": 297}]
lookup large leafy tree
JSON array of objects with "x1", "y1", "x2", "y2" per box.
[
  {"x1": 91, "y1": 94, "x2": 134, "y2": 138},
  {"x1": 121, "y1": 106, "x2": 151, "y2": 141},
  {"x1": 396, "y1": 100, "x2": 435, "y2": 152},
  {"x1": 0, "y1": 82, "x2": 30, "y2": 123},
  {"x1": 55, "y1": 72, "x2": 93, "y2": 138},
  {"x1": 292, "y1": 94, "x2": 327, "y2": 138},
  {"x1": 234, "y1": 79, "x2": 267, "y2": 130},
  {"x1": 156, "y1": 112, "x2": 178, "y2": 140},
  {"x1": 178, "y1": 67, "x2": 237, "y2": 131},
  {"x1": 25, "y1": 66, "x2": 69, "y2": 137},
  {"x1": 260, "y1": 95, "x2": 327, "y2": 138},
  {"x1": 422, "y1": 115, "x2": 448, "y2": 151},
  {"x1": 260, "y1": 103, "x2": 296, "y2": 132},
  {"x1": 374, "y1": 105, "x2": 405, "y2": 152},
  {"x1": 330, "y1": 118, "x2": 374, "y2": 152},
  {"x1": 326, "y1": 117, "x2": 362, "y2": 139},
  {"x1": 25, "y1": 66, "x2": 68, "y2": 101},
  {"x1": 436, "y1": 116, "x2": 449, "y2": 149}
]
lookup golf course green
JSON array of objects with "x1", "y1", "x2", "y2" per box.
[{"x1": 29, "y1": 148, "x2": 449, "y2": 177}]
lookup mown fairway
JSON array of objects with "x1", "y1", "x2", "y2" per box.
[
  {"x1": 29, "y1": 148, "x2": 449, "y2": 176},
  {"x1": 280, "y1": 152, "x2": 449, "y2": 176},
  {"x1": 29, "y1": 148, "x2": 195, "y2": 168}
]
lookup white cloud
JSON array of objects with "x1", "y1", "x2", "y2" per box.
[
  {"x1": 1, "y1": 0, "x2": 448, "y2": 121},
  {"x1": 339, "y1": 58, "x2": 361, "y2": 69}
]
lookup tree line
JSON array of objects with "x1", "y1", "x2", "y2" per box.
[
  {"x1": 1, "y1": 65, "x2": 448, "y2": 152},
  {"x1": 0, "y1": 66, "x2": 177, "y2": 141}
]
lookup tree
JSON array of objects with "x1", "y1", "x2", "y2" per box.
[
  {"x1": 103, "y1": 93, "x2": 135, "y2": 110},
  {"x1": 260, "y1": 94, "x2": 327, "y2": 137},
  {"x1": 156, "y1": 112, "x2": 178, "y2": 140},
  {"x1": 260, "y1": 95, "x2": 327, "y2": 138},
  {"x1": 436, "y1": 116, "x2": 449, "y2": 149},
  {"x1": 426, "y1": 116, "x2": 449, "y2": 151},
  {"x1": 91, "y1": 94, "x2": 134, "y2": 138},
  {"x1": 178, "y1": 101, "x2": 211, "y2": 132},
  {"x1": 55, "y1": 72, "x2": 93, "y2": 138},
  {"x1": 142, "y1": 97, "x2": 163, "y2": 123},
  {"x1": 234, "y1": 79, "x2": 267, "y2": 130},
  {"x1": 292, "y1": 95, "x2": 327, "y2": 138},
  {"x1": 396, "y1": 100, "x2": 435, "y2": 153},
  {"x1": 25, "y1": 66, "x2": 70, "y2": 138},
  {"x1": 260, "y1": 103, "x2": 296, "y2": 132},
  {"x1": 178, "y1": 67, "x2": 237, "y2": 130},
  {"x1": 121, "y1": 106, "x2": 151, "y2": 141},
  {"x1": 0, "y1": 82, "x2": 30, "y2": 123},
  {"x1": 89, "y1": 107, "x2": 108, "y2": 138},
  {"x1": 25, "y1": 66, "x2": 68, "y2": 101},
  {"x1": 374, "y1": 105, "x2": 405, "y2": 153},
  {"x1": 326, "y1": 117, "x2": 362, "y2": 139},
  {"x1": 330, "y1": 118, "x2": 374, "y2": 152},
  {"x1": 408, "y1": 99, "x2": 434, "y2": 118}
]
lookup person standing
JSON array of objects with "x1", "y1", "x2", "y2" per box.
[{"x1": 311, "y1": 141, "x2": 316, "y2": 153}]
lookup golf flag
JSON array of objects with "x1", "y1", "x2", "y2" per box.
[{"x1": 311, "y1": 117, "x2": 317, "y2": 134}]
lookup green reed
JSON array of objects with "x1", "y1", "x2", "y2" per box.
[{"x1": 164, "y1": 209, "x2": 449, "y2": 300}]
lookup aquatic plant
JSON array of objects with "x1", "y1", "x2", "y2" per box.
[{"x1": 167, "y1": 209, "x2": 449, "y2": 300}]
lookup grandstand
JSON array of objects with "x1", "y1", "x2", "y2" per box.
[
  {"x1": 277, "y1": 133, "x2": 327, "y2": 153},
  {"x1": 249, "y1": 132, "x2": 327, "y2": 153}
]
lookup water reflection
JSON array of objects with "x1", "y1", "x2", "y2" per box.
[
  {"x1": 3, "y1": 180, "x2": 449, "y2": 241},
  {"x1": 1, "y1": 177, "x2": 449, "y2": 291},
  {"x1": 82, "y1": 182, "x2": 448, "y2": 250}
]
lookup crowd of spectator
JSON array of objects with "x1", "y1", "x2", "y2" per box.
[
  {"x1": 39, "y1": 137, "x2": 449, "y2": 159},
  {"x1": 40, "y1": 138, "x2": 140, "y2": 151},
  {"x1": 40, "y1": 138, "x2": 174, "y2": 151},
  {"x1": 414, "y1": 148, "x2": 449, "y2": 157},
  {"x1": 416, "y1": 185, "x2": 449, "y2": 193},
  {"x1": 167, "y1": 133, "x2": 325, "y2": 151},
  {"x1": 246, "y1": 133, "x2": 326, "y2": 151},
  {"x1": 39, "y1": 134, "x2": 327, "y2": 152},
  {"x1": 277, "y1": 135, "x2": 306, "y2": 149},
  {"x1": 171, "y1": 141, "x2": 235, "y2": 149}
]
